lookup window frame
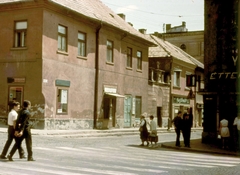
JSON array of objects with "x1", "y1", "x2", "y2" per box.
[
  {"x1": 58, "y1": 24, "x2": 68, "y2": 52},
  {"x1": 173, "y1": 70, "x2": 181, "y2": 87},
  {"x1": 77, "y1": 31, "x2": 87, "y2": 57},
  {"x1": 106, "y1": 40, "x2": 114, "y2": 63},
  {"x1": 56, "y1": 87, "x2": 69, "y2": 115},
  {"x1": 14, "y1": 20, "x2": 27, "y2": 48},
  {"x1": 137, "y1": 51, "x2": 142, "y2": 70},
  {"x1": 127, "y1": 47, "x2": 132, "y2": 68}
]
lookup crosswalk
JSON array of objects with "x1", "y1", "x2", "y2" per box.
[{"x1": 0, "y1": 145, "x2": 240, "y2": 175}]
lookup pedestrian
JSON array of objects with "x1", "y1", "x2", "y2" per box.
[
  {"x1": 172, "y1": 111, "x2": 183, "y2": 147},
  {"x1": 233, "y1": 115, "x2": 240, "y2": 152},
  {"x1": 8, "y1": 100, "x2": 35, "y2": 161},
  {"x1": 182, "y1": 108, "x2": 193, "y2": 148},
  {"x1": 148, "y1": 115, "x2": 158, "y2": 148},
  {"x1": 219, "y1": 118, "x2": 230, "y2": 149},
  {"x1": 0, "y1": 101, "x2": 25, "y2": 159},
  {"x1": 139, "y1": 113, "x2": 149, "y2": 146}
]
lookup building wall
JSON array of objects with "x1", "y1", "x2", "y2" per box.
[
  {"x1": 164, "y1": 31, "x2": 204, "y2": 63},
  {"x1": 0, "y1": 2, "x2": 151, "y2": 130},
  {"x1": 0, "y1": 6, "x2": 45, "y2": 127}
]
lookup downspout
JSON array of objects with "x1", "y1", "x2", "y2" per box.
[
  {"x1": 168, "y1": 56, "x2": 173, "y2": 130},
  {"x1": 93, "y1": 22, "x2": 102, "y2": 129}
]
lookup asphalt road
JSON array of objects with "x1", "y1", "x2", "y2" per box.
[{"x1": 0, "y1": 131, "x2": 240, "y2": 175}]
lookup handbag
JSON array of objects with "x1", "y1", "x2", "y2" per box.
[{"x1": 139, "y1": 127, "x2": 143, "y2": 132}]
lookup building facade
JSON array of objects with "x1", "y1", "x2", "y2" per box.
[
  {"x1": 202, "y1": 0, "x2": 239, "y2": 147},
  {"x1": 0, "y1": 0, "x2": 154, "y2": 129},
  {"x1": 147, "y1": 34, "x2": 204, "y2": 128},
  {"x1": 153, "y1": 22, "x2": 204, "y2": 63}
]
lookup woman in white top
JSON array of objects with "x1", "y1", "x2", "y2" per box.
[
  {"x1": 219, "y1": 119, "x2": 230, "y2": 149},
  {"x1": 148, "y1": 115, "x2": 158, "y2": 147}
]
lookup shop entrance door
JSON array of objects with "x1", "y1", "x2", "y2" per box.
[
  {"x1": 8, "y1": 86, "x2": 23, "y2": 111},
  {"x1": 124, "y1": 95, "x2": 132, "y2": 127}
]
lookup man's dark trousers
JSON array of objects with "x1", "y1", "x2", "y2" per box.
[
  {"x1": 1, "y1": 126, "x2": 24, "y2": 157},
  {"x1": 175, "y1": 128, "x2": 181, "y2": 146},
  {"x1": 9, "y1": 128, "x2": 32, "y2": 159}
]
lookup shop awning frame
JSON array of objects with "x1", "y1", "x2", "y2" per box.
[{"x1": 105, "y1": 92, "x2": 125, "y2": 98}]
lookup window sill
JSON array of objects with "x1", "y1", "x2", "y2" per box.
[
  {"x1": 126, "y1": 67, "x2": 133, "y2": 70},
  {"x1": 57, "y1": 50, "x2": 69, "y2": 56},
  {"x1": 11, "y1": 47, "x2": 28, "y2": 51},
  {"x1": 136, "y1": 69, "x2": 142, "y2": 73},
  {"x1": 106, "y1": 62, "x2": 114, "y2": 65},
  {"x1": 77, "y1": 56, "x2": 87, "y2": 60},
  {"x1": 173, "y1": 86, "x2": 181, "y2": 90}
]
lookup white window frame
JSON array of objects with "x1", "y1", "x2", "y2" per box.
[
  {"x1": 173, "y1": 69, "x2": 181, "y2": 87},
  {"x1": 106, "y1": 40, "x2": 113, "y2": 63},
  {"x1": 137, "y1": 51, "x2": 142, "y2": 70},
  {"x1": 78, "y1": 31, "x2": 86, "y2": 57},
  {"x1": 14, "y1": 21, "x2": 27, "y2": 47},
  {"x1": 58, "y1": 25, "x2": 67, "y2": 52}
]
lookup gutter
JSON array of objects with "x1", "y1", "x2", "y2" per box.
[{"x1": 93, "y1": 22, "x2": 102, "y2": 129}]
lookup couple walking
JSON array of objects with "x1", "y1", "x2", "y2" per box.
[
  {"x1": 0, "y1": 100, "x2": 35, "y2": 161},
  {"x1": 172, "y1": 108, "x2": 193, "y2": 148}
]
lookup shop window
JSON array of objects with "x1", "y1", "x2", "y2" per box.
[
  {"x1": 57, "y1": 88, "x2": 68, "y2": 114},
  {"x1": 14, "y1": 21, "x2": 27, "y2": 47}
]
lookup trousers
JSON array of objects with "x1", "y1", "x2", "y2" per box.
[{"x1": 1, "y1": 126, "x2": 24, "y2": 157}]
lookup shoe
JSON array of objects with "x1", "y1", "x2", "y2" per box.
[
  {"x1": 0, "y1": 155, "x2": 7, "y2": 159},
  {"x1": 7, "y1": 155, "x2": 13, "y2": 161},
  {"x1": 140, "y1": 144, "x2": 144, "y2": 146},
  {"x1": 28, "y1": 157, "x2": 35, "y2": 161},
  {"x1": 20, "y1": 155, "x2": 26, "y2": 159},
  {"x1": 148, "y1": 144, "x2": 153, "y2": 147}
]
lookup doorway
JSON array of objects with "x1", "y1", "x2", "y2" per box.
[
  {"x1": 8, "y1": 86, "x2": 23, "y2": 111},
  {"x1": 124, "y1": 95, "x2": 132, "y2": 127}
]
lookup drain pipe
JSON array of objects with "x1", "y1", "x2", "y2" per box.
[{"x1": 93, "y1": 22, "x2": 102, "y2": 129}]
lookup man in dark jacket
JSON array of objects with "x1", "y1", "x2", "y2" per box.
[
  {"x1": 8, "y1": 100, "x2": 35, "y2": 161},
  {"x1": 182, "y1": 108, "x2": 193, "y2": 148},
  {"x1": 172, "y1": 111, "x2": 183, "y2": 147}
]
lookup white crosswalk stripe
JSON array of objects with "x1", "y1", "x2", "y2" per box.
[{"x1": 1, "y1": 145, "x2": 240, "y2": 174}]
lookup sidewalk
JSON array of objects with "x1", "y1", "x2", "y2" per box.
[{"x1": 0, "y1": 126, "x2": 237, "y2": 156}]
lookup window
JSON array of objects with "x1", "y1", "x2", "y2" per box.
[
  {"x1": 106, "y1": 40, "x2": 113, "y2": 63},
  {"x1": 57, "y1": 88, "x2": 68, "y2": 114},
  {"x1": 78, "y1": 32, "x2": 86, "y2": 57},
  {"x1": 14, "y1": 21, "x2": 27, "y2": 47},
  {"x1": 180, "y1": 44, "x2": 186, "y2": 51},
  {"x1": 127, "y1": 47, "x2": 132, "y2": 68},
  {"x1": 173, "y1": 71, "x2": 181, "y2": 87},
  {"x1": 58, "y1": 25, "x2": 67, "y2": 52},
  {"x1": 137, "y1": 51, "x2": 142, "y2": 70}
]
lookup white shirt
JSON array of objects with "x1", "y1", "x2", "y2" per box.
[
  {"x1": 149, "y1": 120, "x2": 157, "y2": 131},
  {"x1": 8, "y1": 109, "x2": 18, "y2": 126}
]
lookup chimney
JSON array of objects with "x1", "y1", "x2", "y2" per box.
[
  {"x1": 166, "y1": 24, "x2": 171, "y2": 32},
  {"x1": 117, "y1": 13, "x2": 125, "y2": 21},
  {"x1": 182, "y1": 21, "x2": 186, "y2": 27},
  {"x1": 139, "y1": 29, "x2": 147, "y2": 34}
]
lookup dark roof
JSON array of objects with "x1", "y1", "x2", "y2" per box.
[
  {"x1": 0, "y1": 0, "x2": 153, "y2": 44},
  {"x1": 148, "y1": 35, "x2": 204, "y2": 69}
]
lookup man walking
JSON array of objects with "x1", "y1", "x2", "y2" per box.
[
  {"x1": 0, "y1": 101, "x2": 25, "y2": 159},
  {"x1": 8, "y1": 100, "x2": 35, "y2": 161},
  {"x1": 172, "y1": 111, "x2": 183, "y2": 147}
]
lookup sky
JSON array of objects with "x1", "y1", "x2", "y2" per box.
[{"x1": 100, "y1": 0, "x2": 204, "y2": 34}]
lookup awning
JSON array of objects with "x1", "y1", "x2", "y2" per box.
[{"x1": 105, "y1": 93, "x2": 125, "y2": 98}]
